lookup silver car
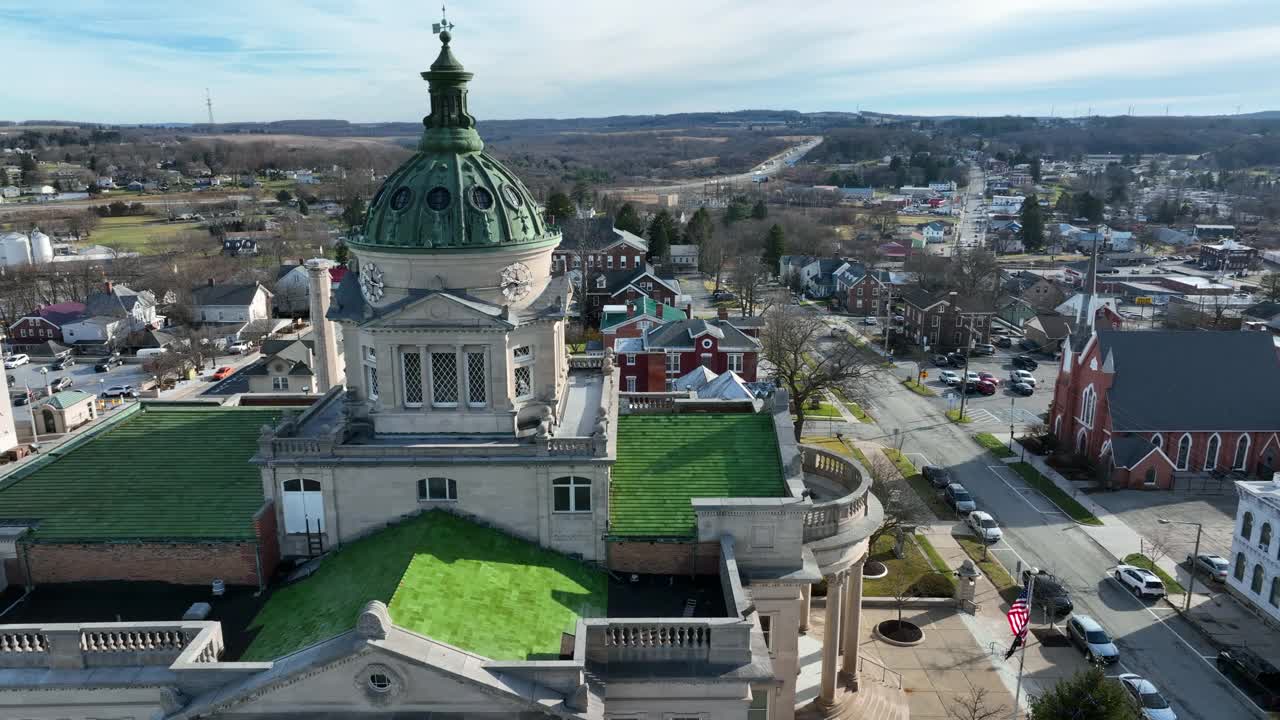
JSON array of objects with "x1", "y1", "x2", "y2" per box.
[
  {"x1": 945, "y1": 483, "x2": 976, "y2": 514},
  {"x1": 1067, "y1": 614, "x2": 1119, "y2": 665},
  {"x1": 1118, "y1": 673, "x2": 1177, "y2": 720}
]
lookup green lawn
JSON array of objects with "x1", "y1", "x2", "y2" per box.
[
  {"x1": 1122, "y1": 553, "x2": 1186, "y2": 595},
  {"x1": 863, "y1": 535, "x2": 956, "y2": 598},
  {"x1": 91, "y1": 215, "x2": 203, "y2": 252},
  {"x1": 882, "y1": 447, "x2": 955, "y2": 521},
  {"x1": 831, "y1": 387, "x2": 872, "y2": 421},
  {"x1": 1009, "y1": 462, "x2": 1103, "y2": 526},
  {"x1": 901, "y1": 379, "x2": 937, "y2": 397},
  {"x1": 946, "y1": 409, "x2": 974, "y2": 423},
  {"x1": 796, "y1": 400, "x2": 843, "y2": 419},
  {"x1": 954, "y1": 534, "x2": 1020, "y2": 603},
  {"x1": 243, "y1": 511, "x2": 607, "y2": 661},
  {"x1": 974, "y1": 432, "x2": 1016, "y2": 458},
  {"x1": 804, "y1": 436, "x2": 854, "y2": 459}
]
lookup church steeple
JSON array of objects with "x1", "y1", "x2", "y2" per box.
[
  {"x1": 1069, "y1": 237, "x2": 1100, "y2": 352},
  {"x1": 418, "y1": 12, "x2": 483, "y2": 154}
]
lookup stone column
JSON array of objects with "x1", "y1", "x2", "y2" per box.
[
  {"x1": 818, "y1": 572, "x2": 845, "y2": 708},
  {"x1": 800, "y1": 584, "x2": 812, "y2": 634},
  {"x1": 841, "y1": 561, "x2": 865, "y2": 690},
  {"x1": 305, "y1": 258, "x2": 341, "y2": 393}
]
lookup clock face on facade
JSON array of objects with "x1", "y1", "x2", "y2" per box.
[
  {"x1": 360, "y1": 261, "x2": 386, "y2": 303},
  {"x1": 499, "y1": 262, "x2": 533, "y2": 302}
]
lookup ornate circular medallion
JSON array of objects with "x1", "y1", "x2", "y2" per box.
[
  {"x1": 499, "y1": 261, "x2": 533, "y2": 302},
  {"x1": 390, "y1": 187, "x2": 412, "y2": 211},
  {"x1": 360, "y1": 261, "x2": 385, "y2": 303},
  {"x1": 501, "y1": 184, "x2": 523, "y2": 209},
  {"x1": 425, "y1": 186, "x2": 451, "y2": 211},
  {"x1": 470, "y1": 186, "x2": 495, "y2": 211}
]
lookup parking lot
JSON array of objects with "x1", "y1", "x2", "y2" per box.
[
  {"x1": 5, "y1": 354, "x2": 150, "y2": 424},
  {"x1": 916, "y1": 348, "x2": 1060, "y2": 430}
]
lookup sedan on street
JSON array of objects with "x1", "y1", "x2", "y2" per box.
[
  {"x1": 974, "y1": 380, "x2": 996, "y2": 396},
  {"x1": 1188, "y1": 553, "x2": 1229, "y2": 583},
  {"x1": 4, "y1": 354, "x2": 30, "y2": 369},
  {"x1": 923, "y1": 465, "x2": 953, "y2": 488},
  {"x1": 1114, "y1": 564, "x2": 1166, "y2": 599},
  {"x1": 102, "y1": 385, "x2": 139, "y2": 398},
  {"x1": 1066, "y1": 614, "x2": 1120, "y2": 665},
  {"x1": 211, "y1": 366, "x2": 235, "y2": 381},
  {"x1": 1012, "y1": 355, "x2": 1039, "y2": 371},
  {"x1": 944, "y1": 483, "x2": 976, "y2": 514},
  {"x1": 939, "y1": 370, "x2": 960, "y2": 386},
  {"x1": 966, "y1": 510, "x2": 1003, "y2": 543},
  {"x1": 50, "y1": 376, "x2": 74, "y2": 392},
  {"x1": 1118, "y1": 673, "x2": 1177, "y2": 720},
  {"x1": 1012, "y1": 382, "x2": 1034, "y2": 396}
]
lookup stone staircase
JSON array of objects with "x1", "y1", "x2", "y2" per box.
[{"x1": 795, "y1": 677, "x2": 908, "y2": 720}]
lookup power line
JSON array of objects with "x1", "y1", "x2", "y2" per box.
[{"x1": 205, "y1": 88, "x2": 215, "y2": 125}]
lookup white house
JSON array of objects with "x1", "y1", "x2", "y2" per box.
[
  {"x1": 668, "y1": 243, "x2": 699, "y2": 268},
  {"x1": 0, "y1": 186, "x2": 19, "y2": 199},
  {"x1": 919, "y1": 221, "x2": 949, "y2": 244},
  {"x1": 1228, "y1": 476, "x2": 1280, "y2": 624},
  {"x1": 61, "y1": 315, "x2": 127, "y2": 345},
  {"x1": 191, "y1": 282, "x2": 273, "y2": 324},
  {"x1": 990, "y1": 195, "x2": 1026, "y2": 214}
]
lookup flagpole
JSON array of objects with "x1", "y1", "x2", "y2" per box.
[{"x1": 1011, "y1": 574, "x2": 1034, "y2": 719}]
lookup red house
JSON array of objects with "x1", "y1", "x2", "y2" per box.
[
  {"x1": 585, "y1": 264, "x2": 684, "y2": 323},
  {"x1": 552, "y1": 221, "x2": 648, "y2": 275},
  {"x1": 1051, "y1": 328, "x2": 1280, "y2": 490},
  {"x1": 6, "y1": 302, "x2": 85, "y2": 347},
  {"x1": 601, "y1": 298, "x2": 688, "y2": 350},
  {"x1": 615, "y1": 318, "x2": 761, "y2": 393}
]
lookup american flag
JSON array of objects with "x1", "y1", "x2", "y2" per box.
[{"x1": 1006, "y1": 588, "x2": 1030, "y2": 636}]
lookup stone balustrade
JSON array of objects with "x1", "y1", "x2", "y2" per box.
[
  {"x1": 582, "y1": 618, "x2": 752, "y2": 665},
  {"x1": 619, "y1": 393, "x2": 678, "y2": 413},
  {"x1": 0, "y1": 622, "x2": 223, "y2": 669},
  {"x1": 799, "y1": 444, "x2": 872, "y2": 543},
  {"x1": 544, "y1": 436, "x2": 597, "y2": 455},
  {"x1": 568, "y1": 354, "x2": 603, "y2": 369}
]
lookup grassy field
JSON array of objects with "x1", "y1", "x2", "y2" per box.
[
  {"x1": 91, "y1": 216, "x2": 202, "y2": 252},
  {"x1": 1009, "y1": 462, "x2": 1103, "y2": 526},
  {"x1": 954, "y1": 534, "x2": 1020, "y2": 603},
  {"x1": 1122, "y1": 553, "x2": 1186, "y2": 595},
  {"x1": 863, "y1": 535, "x2": 956, "y2": 598},
  {"x1": 800, "y1": 401, "x2": 844, "y2": 419},
  {"x1": 831, "y1": 387, "x2": 871, "y2": 421},
  {"x1": 901, "y1": 379, "x2": 936, "y2": 397},
  {"x1": 974, "y1": 432, "x2": 1016, "y2": 458}
]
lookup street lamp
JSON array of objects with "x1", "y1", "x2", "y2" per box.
[{"x1": 1158, "y1": 518, "x2": 1202, "y2": 612}]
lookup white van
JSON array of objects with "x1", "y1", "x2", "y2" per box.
[{"x1": 136, "y1": 348, "x2": 169, "y2": 359}]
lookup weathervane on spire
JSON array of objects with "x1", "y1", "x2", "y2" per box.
[{"x1": 432, "y1": 4, "x2": 454, "y2": 37}]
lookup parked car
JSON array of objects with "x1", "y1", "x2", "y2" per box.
[
  {"x1": 939, "y1": 370, "x2": 960, "y2": 386},
  {"x1": 1066, "y1": 614, "x2": 1119, "y2": 664},
  {"x1": 49, "y1": 376, "x2": 74, "y2": 392},
  {"x1": 974, "y1": 380, "x2": 996, "y2": 396},
  {"x1": 1118, "y1": 674, "x2": 1177, "y2": 720},
  {"x1": 1217, "y1": 648, "x2": 1280, "y2": 710},
  {"x1": 862, "y1": 316, "x2": 878, "y2": 326},
  {"x1": 1018, "y1": 338, "x2": 1039, "y2": 351},
  {"x1": 1114, "y1": 564, "x2": 1166, "y2": 599},
  {"x1": 1011, "y1": 370, "x2": 1037, "y2": 387},
  {"x1": 712, "y1": 290, "x2": 737, "y2": 302},
  {"x1": 972, "y1": 343, "x2": 996, "y2": 355},
  {"x1": 964, "y1": 371, "x2": 982, "y2": 384},
  {"x1": 947, "y1": 352, "x2": 968, "y2": 368},
  {"x1": 995, "y1": 336, "x2": 1013, "y2": 348},
  {"x1": 94, "y1": 357, "x2": 124, "y2": 372},
  {"x1": 944, "y1": 483, "x2": 976, "y2": 513},
  {"x1": 227, "y1": 341, "x2": 253, "y2": 354},
  {"x1": 966, "y1": 510, "x2": 1003, "y2": 543},
  {"x1": 3, "y1": 354, "x2": 30, "y2": 369},
  {"x1": 1021, "y1": 568, "x2": 1074, "y2": 621},
  {"x1": 1012, "y1": 355, "x2": 1039, "y2": 371},
  {"x1": 931, "y1": 354, "x2": 950, "y2": 367},
  {"x1": 49, "y1": 356, "x2": 75, "y2": 371},
  {"x1": 923, "y1": 465, "x2": 953, "y2": 488},
  {"x1": 892, "y1": 314, "x2": 905, "y2": 323},
  {"x1": 10, "y1": 390, "x2": 31, "y2": 406},
  {"x1": 1187, "y1": 553, "x2": 1229, "y2": 583},
  {"x1": 978, "y1": 371, "x2": 999, "y2": 385},
  {"x1": 1012, "y1": 382, "x2": 1035, "y2": 396},
  {"x1": 211, "y1": 366, "x2": 235, "y2": 381},
  {"x1": 102, "y1": 384, "x2": 139, "y2": 398}
]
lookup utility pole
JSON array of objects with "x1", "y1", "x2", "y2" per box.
[{"x1": 205, "y1": 88, "x2": 215, "y2": 125}]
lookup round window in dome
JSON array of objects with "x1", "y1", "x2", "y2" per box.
[
  {"x1": 371, "y1": 186, "x2": 386, "y2": 208},
  {"x1": 501, "y1": 184, "x2": 523, "y2": 209},
  {"x1": 390, "y1": 187, "x2": 412, "y2": 211},
  {"x1": 470, "y1": 186, "x2": 495, "y2": 211},
  {"x1": 425, "y1": 186, "x2": 451, "y2": 212}
]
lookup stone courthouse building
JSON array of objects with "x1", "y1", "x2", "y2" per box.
[{"x1": 0, "y1": 25, "x2": 888, "y2": 720}]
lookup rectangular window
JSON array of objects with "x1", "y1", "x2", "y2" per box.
[
  {"x1": 931, "y1": 315, "x2": 940, "y2": 327},
  {"x1": 431, "y1": 352, "x2": 458, "y2": 406},
  {"x1": 626, "y1": 375, "x2": 637, "y2": 392},
  {"x1": 573, "y1": 255, "x2": 581, "y2": 267},
  {"x1": 402, "y1": 350, "x2": 423, "y2": 406},
  {"x1": 626, "y1": 353, "x2": 635, "y2": 366},
  {"x1": 638, "y1": 320, "x2": 651, "y2": 331},
  {"x1": 620, "y1": 255, "x2": 628, "y2": 268},
  {"x1": 272, "y1": 376, "x2": 289, "y2": 390},
  {"x1": 553, "y1": 476, "x2": 591, "y2": 512},
  {"x1": 699, "y1": 353, "x2": 712, "y2": 368},
  {"x1": 760, "y1": 615, "x2": 773, "y2": 652},
  {"x1": 748, "y1": 688, "x2": 769, "y2": 720},
  {"x1": 418, "y1": 477, "x2": 457, "y2": 501},
  {"x1": 365, "y1": 363, "x2": 379, "y2": 400},
  {"x1": 466, "y1": 351, "x2": 486, "y2": 406},
  {"x1": 513, "y1": 346, "x2": 534, "y2": 400},
  {"x1": 728, "y1": 353, "x2": 744, "y2": 373},
  {"x1": 857, "y1": 287, "x2": 863, "y2": 296},
  {"x1": 607, "y1": 255, "x2": 614, "y2": 269},
  {"x1": 665, "y1": 352, "x2": 681, "y2": 376}
]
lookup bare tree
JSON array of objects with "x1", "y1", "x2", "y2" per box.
[
  {"x1": 727, "y1": 256, "x2": 775, "y2": 317},
  {"x1": 866, "y1": 451, "x2": 917, "y2": 550},
  {"x1": 947, "y1": 687, "x2": 1007, "y2": 720},
  {"x1": 947, "y1": 249, "x2": 999, "y2": 298},
  {"x1": 761, "y1": 306, "x2": 873, "y2": 440},
  {"x1": 888, "y1": 570, "x2": 919, "y2": 624}
]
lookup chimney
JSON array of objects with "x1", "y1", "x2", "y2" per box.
[
  {"x1": 104, "y1": 280, "x2": 113, "y2": 293},
  {"x1": 305, "y1": 258, "x2": 342, "y2": 393},
  {"x1": 626, "y1": 299, "x2": 636, "y2": 318},
  {"x1": 717, "y1": 305, "x2": 729, "y2": 321},
  {"x1": 207, "y1": 277, "x2": 214, "y2": 287}
]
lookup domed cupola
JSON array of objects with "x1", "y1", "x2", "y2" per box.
[{"x1": 353, "y1": 29, "x2": 558, "y2": 255}]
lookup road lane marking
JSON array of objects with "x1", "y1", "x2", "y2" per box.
[{"x1": 986, "y1": 465, "x2": 1065, "y2": 517}]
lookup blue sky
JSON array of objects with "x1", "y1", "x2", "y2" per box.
[{"x1": 4, "y1": 0, "x2": 1280, "y2": 124}]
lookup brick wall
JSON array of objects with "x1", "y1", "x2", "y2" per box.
[
  {"x1": 607, "y1": 540, "x2": 719, "y2": 575},
  {"x1": 17, "y1": 541, "x2": 262, "y2": 586},
  {"x1": 253, "y1": 500, "x2": 281, "y2": 582}
]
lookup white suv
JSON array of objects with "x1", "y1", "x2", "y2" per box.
[
  {"x1": 1010, "y1": 369, "x2": 1037, "y2": 387},
  {"x1": 1114, "y1": 564, "x2": 1166, "y2": 599}
]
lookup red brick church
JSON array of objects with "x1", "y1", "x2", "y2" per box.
[{"x1": 1050, "y1": 253, "x2": 1280, "y2": 489}]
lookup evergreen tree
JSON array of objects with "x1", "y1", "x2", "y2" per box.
[
  {"x1": 333, "y1": 242, "x2": 350, "y2": 266},
  {"x1": 545, "y1": 190, "x2": 575, "y2": 222},
  {"x1": 615, "y1": 203, "x2": 645, "y2": 235},
  {"x1": 569, "y1": 180, "x2": 591, "y2": 208},
  {"x1": 751, "y1": 200, "x2": 768, "y2": 220},
  {"x1": 1019, "y1": 194, "x2": 1045, "y2": 251},
  {"x1": 275, "y1": 189, "x2": 293, "y2": 204},
  {"x1": 1030, "y1": 157, "x2": 1042, "y2": 182},
  {"x1": 341, "y1": 196, "x2": 367, "y2": 238},
  {"x1": 723, "y1": 198, "x2": 750, "y2": 226},
  {"x1": 763, "y1": 224, "x2": 786, "y2": 274},
  {"x1": 1029, "y1": 667, "x2": 1131, "y2": 720},
  {"x1": 298, "y1": 198, "x2": 310, "y2": 216},
  {"x1": 1074, "y1": 191, "x2": 1105, "y2": 223},
  {"x1": 646, "y1": 210, "x2": 675, "y2": 264},
  {"x1": 685, "y1": 207, "x2": 714, "y2": 246}
]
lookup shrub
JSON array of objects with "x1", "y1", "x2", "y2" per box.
[{"x1": 910, "y1": 573, "x2": 955, "y2": 598}]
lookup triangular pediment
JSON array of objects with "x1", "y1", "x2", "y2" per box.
[{"x1": 366, "y1": 292, "x2": 513, "y2": 329}]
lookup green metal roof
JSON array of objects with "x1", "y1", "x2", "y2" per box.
[
  {"x1": 601, "y1": 297, "x2": 688, "y2": 331},
  {"x1": 0, "y1": 406, "x2": 282, "y2": 542},
  {"x1": 610, "y1": 413, "x2": 787, "y2": 538},
  {"x1": 242, "y1": 510, "x2": 607, "y2": 662},
  {"x1": 41, "y1": 390, "x2": 94, "y2": 410}
]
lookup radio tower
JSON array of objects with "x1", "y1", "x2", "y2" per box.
[{"x1": 205, "y1": 88, "x2": 215, "y2": 125}]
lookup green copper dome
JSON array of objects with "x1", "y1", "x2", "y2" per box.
[{"x1": 352, "y1": 30, "x2": 559, "y2": 253}]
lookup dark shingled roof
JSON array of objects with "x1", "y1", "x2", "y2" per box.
[
  {"x1": 1109, "y1": 434, "x2": 1163, "y2": 469},
  {"x1": 1033, "y1": 313, "x2": 1075, "y2": 340},
  {"x1": 1097, "y1": 330, "x2": 1280, "y2": 432},
  {"x1": 191, "y1": 282, "x2": 268, "y2": 307},
  {"x1": 643, "y1": 318, "x2": 760, "y2": 352}
]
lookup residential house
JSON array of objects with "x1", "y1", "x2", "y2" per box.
[
  {"x1": 60, "y1": 315, "x2": 127, "y2": 346},
  {"x1": 244, "y1": 338, "x2": 316, "y2": 394},
  {"x1": 1200, "y1": 239, "x2": 1257, "y2": 271},
  {"x1": 1023, "y1": 313, "x2": 1075, "y2": 355},
  {"x1": 668, "y1": 244, "x2": 699, "y2": 269},
  {"x1": 552, "y1": 219, "x2": 648, "y2": 275},
  {"x1": 919, "y1": 221, "x2": 950, "y2": 245},
  {"x1": 835, "y1": 265, "x2": 905, "y2": 316},
  {"x1": 222, "y1": 231, "x2": 276, "y2": 257},
  {"x1": 600, "y1": 297, "x2": 687, "y2": 350},
  {"x1": 82, "y1": 281, "x2": 158, "y2": 332},
  {"x1": 191, "y1": 281, "x2": 282, "y2": 344},
  {"x1": 1055, "y1": 293, "x2": 1122, "y2": 325},
  {"x1": 1193, "y1": 224, "x2": 1235, "y2": 241},
  {"x1": 989, "y1": 195, "x2": 1026, "y2": 214},
  {"x1": 615, "y1": 317, "x2": 761, "y2": 392},
  {"x1": 900, "y1": 289, "x2": 996, "y2": 351},
  {"x1": 996, "y1": 296, "x2": 1037, "y2": 328},
  {"x1": 796, "y1": 258, "x2": 844, "y2": 299},
  {"x1": 1242, "y1": 301, "x2": 1280, "y2": 334},
  {"x1": 0, "y1": 186, "x2": 19, "y2": 199},
  {"x1": 1005, "y1": 270, "x2": 1068, "y2": 310},
  {"x1": 778, "y1": 255, "x2": 815, "y2": 283},
  {"x1": 274, "y1": 263, "x2": 347, "y2": 316},
  {"x1": 584, "y1": 264, "x2": 684, "y2": 323},
  {"x1": 877, "y1": 241, "x2": 910, "y2": 260},
  {"x1": 6, "y1": 302, "x2": 83, "y2": 347},
  {"x1": 1226, "y1": 478, "x2": 1280, "y2": 624}
]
